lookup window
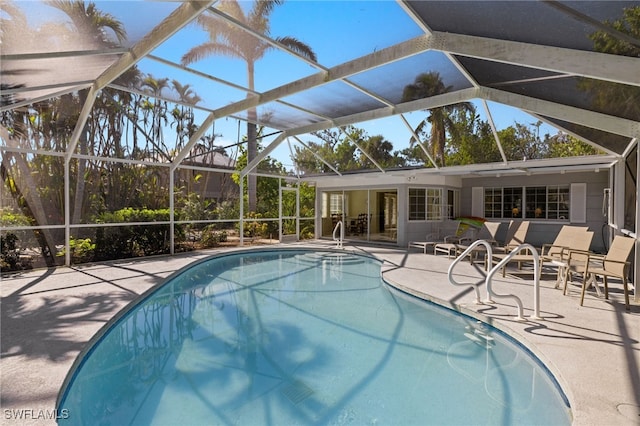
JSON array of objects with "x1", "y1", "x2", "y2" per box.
[
  {"x1": 503, "y1": 187, "x2": 522, "y2": 218},
  {"x1": 408, "y1": 188, "x2": 426, "y2": 220},
  {"x1": 484, "y1": 188, "x2": 502, "y2": 218},
  {"x1": 447, "y1": 189, "x2": 460, "y2": 219},
  {"x1": 484, "y1": 186, "x2": 571, "y2": 220},
  {"x1": 426, "y1": 189, "x2": 442, "y2": 220},
  {"x1": 547, "y1": 186, "x2": 570, "y2": 220},
  {"x1": 409, "y1": 188, "x2": 442, "y2": 221},
  {"x1": 525, "y1": 187, "x2": 546, "y2": 218},
  {"x1": 329, "y1": 193, "x2": 343, "y2": 215}
]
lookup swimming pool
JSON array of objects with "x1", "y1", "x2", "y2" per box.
[{"x1": 57, "y1": 249, "x2": 571, "y2": 425}]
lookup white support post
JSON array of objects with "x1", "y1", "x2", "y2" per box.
[
  {"x1": 64, "y1": 161, "x2": 70, "y2": 266},
  {"x1": 239, "y1": 178, "x2": 244, "y2": 246},
  {"x1": 169, "y1": 170, "x2": 174, "y2": 255},
  {"x1": 614, "y1": 160, "x2": 625, "y2": 236},
  {"x1": 635, "y1": 144, "x2": 639, "y2": 303}
]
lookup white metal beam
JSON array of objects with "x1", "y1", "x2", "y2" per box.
[
  {"x1": 434, "y1": 31, "x2": 640, "y2": 87},
  {"x1": 211, "y1": 34, "x2": 433, "y2": 120},
  {"x1": 94, "y1": 1, "x2": 215, "y2": 89},
  {"x1": 481, "y1": 87, "x2": 640, "y2": 140},
  {"x1": 286, "y1": 88, "x2": 479, "y2": 138}
]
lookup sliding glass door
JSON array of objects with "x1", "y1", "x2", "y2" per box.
[{"x1": 320, "y1": 189, "x2": 397, "y2": 243}]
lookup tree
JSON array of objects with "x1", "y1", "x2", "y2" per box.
[
  {"x1": 546, "y1": 132, "x2": 601, "y2": 157},
  {"x1": 0, "y1": 2, "x2": 32, "y2": 107},
  {"x1": 181, "y1": 0, "x2": 316, "y2": 212},
  {"x1": 293, "y1": 126, "x2": 400, "y2": 174},
  {"x1": 498, "y1": 122, "x2": 549, "y2": 161},
  {"x1": 581, "y1": 6, "x2": 640, "y2": 123},
  {"x1": 171, "y1": 80, "x2": 202, "y2": 150},
  {"x1": 445, "y1": 109, "x2": 502, "y2": 166},
  {"x1": 590, "y1": 6, "x2": 640, "y2": 58},
  {"x1": 401, "y1": 72, "x2": 474, "y2": 167},
  {"x1": 232, "y1": 138, "x2": 288, "y2": 238},
  {"x1": 139, "y1": 74, "x2": 170, "y2": 161},
  {"x1": 48, "y1": 0, "x2": 127, "y2": 225},
  {"x1": 47, "y1": 1, "x2": 126, "y2": 47}
]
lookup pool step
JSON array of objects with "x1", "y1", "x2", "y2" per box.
[
  {"x1": 295, "y1": 252, "x2": 365, "y2": 265},
  {"x1": 281, "y1": 380, "x2": 314, "y2": 405}
]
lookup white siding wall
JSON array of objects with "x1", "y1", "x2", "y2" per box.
[{"x1": 460, "y1": 171, "x2": 610, "y2": 252}]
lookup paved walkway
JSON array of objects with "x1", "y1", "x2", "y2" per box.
[{"x1": 1, "y1": 243, "x2": 638, "y2": 425}]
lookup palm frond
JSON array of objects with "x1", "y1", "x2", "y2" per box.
[
  {"x1": 218, "y1": 0, "x2": 247, "y2": 25},
  {"x1": 275, "y1": 36, "x2": 317, "y2": 62},
  {"x1": 181, "y1": 42, "x2": 243, "y2": 65},
  {"x1": 249, "y1": 0, "x2": 283, "y2": 29},
  {"x1": 47, "y1": 0, "x2": 127, "y2": 46}
]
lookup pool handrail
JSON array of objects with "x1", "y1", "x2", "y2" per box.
[
  {"x1": 333, "y1": 220, "x2": 344, "y2": 249},
  {"x1": 447, "y1": 239, "x2": 494, "y2": 304},
  {"x1": 486, "y1": 243, "x2": 542, "y2": 321}
]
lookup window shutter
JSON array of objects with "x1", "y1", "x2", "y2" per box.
[
  {"x1": 472, "y1": 187, "x2": 484, "y2": 217},
  {"x1": 570, "y1": 183, "x2": 587, "y2": 223}
]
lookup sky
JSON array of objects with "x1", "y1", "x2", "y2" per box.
[
  {"x1": 153, "y1": 0, "x2": 559, "y2": 170},
  {"x1": 17, "y1": 0, "x2": 560, "y2": 170}
]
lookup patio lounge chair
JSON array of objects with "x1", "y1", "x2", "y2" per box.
[
  {"x1": 566, "y1": 235, "x2": 635, "y2": 310},
  {"x1": 487, "y1": 221, "x2": 532, "y2": 275},
  {"x1": 408, "y1": 220, "x2": 460, "y2": 254},
  {"x1": 444, "y1": 221, "x2": 502, "y2": 263},
  {"x1": 492, "y1": 220, "x2": 530, "y2": 254},
  {"x1": 540, "y1": 225, "x2": 589, "y2": 266},
  {"x1": 433, "y1": 224, "x2": 481, "y2": 258},
  {"x1": 540, "y1": 230, "x2": 594, "y2": 294}
]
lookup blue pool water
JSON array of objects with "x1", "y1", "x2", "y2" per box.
[{"x1": 57, "y1": 249, "x2": 571, "y2": 425}]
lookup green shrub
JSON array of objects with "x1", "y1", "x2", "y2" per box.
[
  {"x1": 0, "y1": 209, "x2": 32, "y2": 227},
  {"x1": 0, "y1": 209, "x2": 38, "y2": 249},
  {"x1": 201, "y1": 226, "x2": 228, "y2": 248},
  {"x1": 93, "y1": 208, "x2": 179, "y2": 261},
  {"x1": 57, "y1": 237, "x2": 96, "y2": 264},
  {"x1": 243, "y1": 212, "x2": 268, "y2": 238},
  {"x1": 1, "y1": 232, "x2": 32, "y2": 272}
]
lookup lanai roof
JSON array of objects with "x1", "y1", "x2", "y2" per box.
[{"x1": 1, "y1": 0, "x2": 639, "y2": 178}]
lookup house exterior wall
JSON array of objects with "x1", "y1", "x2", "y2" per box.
[
  {"x1": 460, "y1": 171, "x2": 610, "y2": 253},
  {"x1": 313, "y1": 173, "x2": 464, "y2": 247},
  {"x1": 313, "y1": 170, "x2": 610, "y2": 253},
  {"x1": 402, "y1": 184, "x2": 464, "y2": 247}
]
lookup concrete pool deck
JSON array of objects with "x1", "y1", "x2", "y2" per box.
[{"x1": 1, "y1": 242, "x2": 638, "y2": 425}]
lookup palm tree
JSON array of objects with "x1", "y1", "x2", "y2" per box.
[
  {"x1": 1, "y1": 1, "x2": 35, "y2": 57},
  {"x1": 402, "y1": 72, "x2": 474, "y2": 167},
  {"x1": 48, "y1": 0, "x2": 127, "y2": 225},
  {"x1": 139, "y1": 75, "x2": 170, "y2": 161},
  {"x1": 47, "y1": 1, "x2": 126, "y2": 48},
  {"x1": 171, "y1": 80, "x2": 202, "y2": 150},
  {"x1": 181, "y1": 0, "x2": 316, "y2": 212}
]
